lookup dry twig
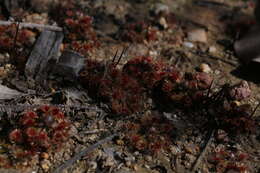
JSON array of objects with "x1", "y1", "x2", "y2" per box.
[{"x1": 81, "y1": 129, "x2": 107, "y2": 135}]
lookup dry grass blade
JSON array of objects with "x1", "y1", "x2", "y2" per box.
[
  {"x1": 206, "y1": 79, "x2": 214, "y2": 98},
  {"x1": 112, "y1": 49, "x2": 119, "y2": 63},
  {"x1": 53, "y1": 133, "x2": 118, "y2": 173},
  {"x1": 116, "y1": 46, "x2": 129, "y2": 66},
  {"x1": 81, "y1": 129, "x2": 107, "y2": 135},
  {"x1": 190, "y1": 129, "x2": 215, "y2": 172},
  {"x1": 250, "y1": 102, "x2": 260, "y2": 117}
]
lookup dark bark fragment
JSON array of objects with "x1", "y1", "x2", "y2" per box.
[{"x1": 53, "y1": 50, "x2": 85, "y2": 80}]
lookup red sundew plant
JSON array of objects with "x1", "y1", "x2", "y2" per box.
[
  {"x1": 9, "y1": 129, "x2": 23, "y2": 143},
  {"x1": 80, "y1": 58, "x2": 145, "y2": 115},
  {"x1": 152, "y1": 72, "x2": 188, "y2": 108},
  {"x1": 79, "y1": 53, "x2": 256, "y2": 133},
  {"x1": 208, "y1": 148, "x2": 250, "y2": 173},
  {"x1": 122, "y1": 113, "x2": 175, "y2": 154},
  {"x1": 64, "y1": 15, "x2": 100, "y2": 54},
  {"x1": 213, "y1": 102, "x2": 256, "y2": 134},
  {"x1": 0, "y1": 24, "x2": 35, "y2": 46},
  {"x1": 0, "y1": 25, "x2": 34, "y2": 52},
  {"x1": 52, "y1": 4, "x2": 100, "y2": 56},
  {"x1": 122, "y1": 56, "x2": 166, "y2": 89},
  {"x1": 152, "y1": 70, "x2": 216, "y2": 110},
  {"x1": 108, "y1": 74, "x2": 144, "y2": 115},
  {"x1": 79, "y1": 59, "x2": 113, "y2": 99},
  {"x1": 0, "y1": 24, "x2": 35, "y2": 71},
  {"x1": 0, "y1": 155, "x2": 11, "y2": 168},
  {"x1": 121, "y1": 21, "x2": 158, "y2": 43},
  {"x1": 0, "y1": 105, "x2": 71, "y2": 168},
  {"x1": 0, "y1": 25, "x2": 16, "y2": 49}
]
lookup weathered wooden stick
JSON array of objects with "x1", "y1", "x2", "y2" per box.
[
  {"x1": 0, "y1": 20, "x2": 62, "y2": 32},
  {"x1": 25, "y1": 30, "x2": 64, "y2": 80},
  {"x1": 0, "y1": 104, "x2": 103, "y2": 113}
]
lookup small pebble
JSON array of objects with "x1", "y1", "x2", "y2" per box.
[
  {"x1": 4, "y1": 53, "x2": 10, "y2": 58},
  {"x1": 0, "y1": 67, "x2": 6, "y2": 78},
  {"x1": 187, "y1": 29, "x2": 207, "y2": 43},
  {"x1": 133, "y1": 151, "x2": 140, "y2": 156},
  {"x1": 89, "y1": 161, "x2": 97, "y2": 170},
  {"x1": 170, "y1": 145, "x2": 181, "y2": 155},
  {"x1": 145, "y1": 155, "x2": 153, "y2": 162},
  {"x1": 144, "y1": 164, "x2": 150, "y2": 169},
  {"x1": 4, "y1": 64, "x2": 14, "y2": 73},
  {"x1": 184, "y1": 143, "x2": 198, "y2": 154},
  {"x1": 159, "y1": 17, "x2": 168, "y2": 29},
  {"x1": 183, "y1": 160, "x2": 191, "y2": 168},
  {"x1": 4, "y1": 64, "x2": 12, "y2": 69},
  {"x1": 125, "y1": 161, "x2": 132, "y2": 167},
  {"x1": 216, "y1": 129, "x2": 228, "y2": 143},
  {"x1": 183, "y1": 42, "x2": 194, "y2": 48},
  {"x1": 133, "y1": 164, "x2": 138, "y2": 171},
  {"x1": 116, "y1": 139, "x2": 125, "y2": 145},
  {"x1": 199, "y1": 63, "x2": 211, "y2": 73},
  {"x1": 41, "y1": 160, "x2": 51, "y2": 172},
  {"x1": 209, "y1": 46, "x2": 217, "y2": 53},
  {"x1": 214, "y1": 70, "x2": 220, "y2": 75},
  {"x1": 149, "y1": 50, "x2": 158, "y2": 56},
  {"x1": 232, "y1": 101, "x2": 241, "y2": 106},
  {"x1": 40, "y1": 152, "x2": 49, "y2": 159}
]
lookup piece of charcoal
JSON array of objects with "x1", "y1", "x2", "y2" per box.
[
  {"x1": 25, "y1": 30, "x2": 63, "y2": 81},
  {"x1": 53, "y1": 50, "x2": 85, "y2": 80}
]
